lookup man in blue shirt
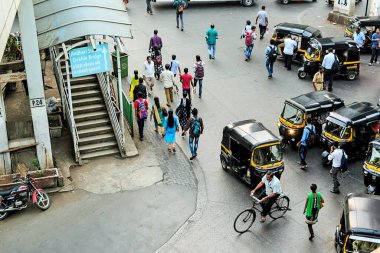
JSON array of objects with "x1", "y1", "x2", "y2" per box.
[
  {"x1": 205, "y1": 24, "x2": 218, "y2": 60},
  {"x1": 321, "y1": 48, "x2": 337, "y2": 92},
  {"x1": 353, "y1": 28, "x2": 365, "y2": 49},
  {"x1": 265, "y1": 39, "x2": 278, "y2": 79},
  {"x1": 369, "y1": 28, "x2": 380, "y2": 66},
  {"x1": 297, "y1": 118, "x2": 315, "y2": 169}
]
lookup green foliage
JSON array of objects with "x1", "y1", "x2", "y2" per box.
[
  {"x1": 31, "y1": 158, "x2": 41, "y2": 170},
  {"x1": 4, "y1": 34, "x2": 20, "y2": 61}
]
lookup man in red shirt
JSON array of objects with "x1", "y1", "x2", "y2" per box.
[
  {"x1": 133, "y1": 92, "x2": 149, "y2": 141},
  {"x1": 180, "y1": 67, "x2": 194, "y2": 99}
]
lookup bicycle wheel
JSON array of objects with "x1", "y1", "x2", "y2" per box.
[
  {"x1": 269, "y1": 196, "x2": 289, "y2": 219},
  {"x1": 233, "y1": 209, "x2": 256, "y2": 233}
]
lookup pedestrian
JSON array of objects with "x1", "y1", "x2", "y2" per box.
[
  {"x1": 265, "y1": 39, "x2": 278, "y2": 79},
  {"x1": 303, "y1": 184, "x2": 324, "y2": 241},
  {"x1": 163, "y1": 110, "x2": 180, "y2": 152},
  {"x1": 180, "y1": 67, "x2": 194, "y2": 99},
  {"x1": 143, "y1": 56, "x2": 155, "y2": 96},
  {"x1": 170, "y1": 54, "x2": 181, "y2": 78},
  {"x1": 328, "y1": 142, "x2": 348, "y2": 194},
  {"x1": 205, "y1": 24, "x2": 218, "y2": 60},
  {"x1": 176, "y1": 92, "x2": 192, "y2": 135},
  {"x1": 243, "y1": 26, "x2": 257, "y2": 61},
  {"x1": 152, "y1": 48, "x2": 163, "y2": 80},
  {"x1": 183, "y1": 108, "x2": 204, "y2": 160},
  {"x1": 150, "y1": 96, "x2": 167, "y2": 137},
  {"x1": 160, "y1": 63, "x2": 176, "y2": 107},
  {"x1": 353, "y1": 27, "x2": 365, "y2": 49},
  {"x1": 134, "y1": 92, "x2": 149, "y2": 141},
  {"x1": 173, "y1": 0, "x2": 185, "y2": 31},
  {"x1": 133, "y1": 77, "x2": 147, "y2": 101},
  {"x1": 193, "y1": 55, "x2": 205, "y2": 98},
  {"x1": 255, "y1": 5, "x2": 268, "y2": 40},
  {"x1": 241, "y1": 20, "x2": 252, "y2": 38},
  {"x1": 369, "y1": 28, "x2": 380, "y2": 66},
  {"x1": 283, "y1": 34, "x2": 297, "y2": 71},
  {"x1": 297, "y1": 118, "x2": 315, "y2": 169},
  {"x1": 322, "y1": 48, "x2": 337, "y2": 92},
  {"x1": 312, "y1": 66, "x2": 325, "y2": 91},
  {"x1": 146, "y1": 0, "x2": 153, "y2": 15},
  {"x1": 130, "y1": 70, "x2": 142, "y2": 100},
  {"x1": 149, "y1": 30, "x2": 162, "y2": 52}
]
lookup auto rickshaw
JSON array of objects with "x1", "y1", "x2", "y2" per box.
[
  {"x1": 297, "y1": 37, "x2": 360, "y2": 81},
  {"x1": 220, "y1": 119, "x2": 284, "y2": 187},
  {"x1": 278, "y1": 91, "x2": 344, "y2": 149},
  {"x1": 345, "y1": 16, "x2": 380, "y2": 53},
  {"x1": 335, "y1": 193, "x2": 380, "y2": 253},
  {"x1": 363, "y1": 138, "x2": 380, "y2": 195},
  {"x1": 320, "y1": 102, "x2": 380, "y2": 164},
  {"x1": 272, "y1": 23, "x2": 322, "y2": 63}
]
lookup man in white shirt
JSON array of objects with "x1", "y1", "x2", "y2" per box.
[
  {"x1": 328, "y1": 142, "x2": 347, "y2": 194},
  {"x1": 283, "y1": 35, "x2": 297, "y2": 71},
  {"x1": 255, "y1": 5, "x2": 268, "y2": 40},
  {"x1": 160, "y1": 64, "x2": 176, "y2": 106},
  {"x1": 321, "y1": 48, "x2": 337, "y2": 92},
  {"x1": 143, "y1": 56, "x2": 155, "y2": 96}
]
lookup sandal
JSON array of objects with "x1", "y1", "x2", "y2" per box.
[{"x1": 260, "y1": 217, "x2": 266, "y2": 223}]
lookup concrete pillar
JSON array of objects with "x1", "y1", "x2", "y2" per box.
[
  {"x1": 333, "y1": 0, "x2": 355, "y2": 16},
  {"x1": 0, "y1": 88, "x2": 11, "y2": 174},
  {"x1": 18, "y1": 0, "x2": 53, "y2": 169}
]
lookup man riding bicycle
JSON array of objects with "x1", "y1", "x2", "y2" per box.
[{"x1": 251, "y1": 172, "x2": 283, "y2": 223}]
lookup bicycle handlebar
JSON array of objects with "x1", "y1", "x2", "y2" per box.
[{"x1": 250, "y1": 195, "x2": 260, "y2": 203}]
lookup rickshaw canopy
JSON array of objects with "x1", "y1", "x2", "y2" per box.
[
  {"x1": 343, "y1": 193, "x2": 380, "y2": 237},
  {"x1": 223, "y1": 120, "x2": 279, "y2": 151},
  {"x1": 351, "y1": 16, "x2": 380, "y2": 28},
  {"x1": 327, "y1": 102, "x2": 380, "y2": 127},
  {"x1": 274, "y1": 23, "x2": 322, "y2": 38},
  {"x1": 285, "y1": 91, "x2": 344, "y2": 113},
  {"x1": 316, "y1": 37, "x2": 358, "y2": 51}
]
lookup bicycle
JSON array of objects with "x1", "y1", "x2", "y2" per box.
[{"x1": 233, "y1": 194, "x2": 290, "y2": 233}]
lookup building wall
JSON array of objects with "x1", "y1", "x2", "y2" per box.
[{"x1": 0, "y1": 0, "x2": 20, "y2": 61}]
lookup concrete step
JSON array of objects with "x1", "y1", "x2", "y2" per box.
[
  {"x1": 68, "y1": 75, "x2": 97, "y2": 85},
  {"x1": 79, "y1": 141, "x2": 117, "y2": 152},
  {"x1": 74, "y1": 111, "x2": 108, "y2": 122},
  {"x1": 72, "y1": 97, "x2": 103, "y2": 107},
  {"x1": 71, "y1": 83, "x2": 99, "y2": 92},
  {"x1": 78, "y1": 125, "x2": 113, "y2": 137},
  {"x1": 76, "y1": 118, "x2": 111, "y2": 130},
  {"x1": 80, "y1": 148, "x2": 119, "y2": 160},
  {"x1": 73, "y1": 104, "x2": 106, "y2": 114},
  {"x1": 78, "y1": 133, "x2": 115, "y2": 145},
  {"x1": 71, "y1": 90, "x2": 101, "y2": 99}
]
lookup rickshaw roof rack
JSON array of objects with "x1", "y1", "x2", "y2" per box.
[
  {"x1": 344, "y1": 193, "x2": 380, "y2": 236},
  {"x1": 316, "y1": 37, "x2": 358, "y2": 50},
  {"x1": 286, "y1": 91, "x2": 344, "y2": 113},
  {"x1": 274, "y1": 23, "x2": 322, "y2": 38},
  {"x1": 328, "y1": 102, "x2": 380, "y2": 126},
  {"x1": 224, "y1": 120, "x2": 279, "y2": 150}
]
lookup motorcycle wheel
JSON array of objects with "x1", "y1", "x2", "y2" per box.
[
  {"x1": 36, "y1": 191, "x2": 51, "y2": 211},
  {"x1": 0, "y1": 203, "x2": 8, "y2": 220}
]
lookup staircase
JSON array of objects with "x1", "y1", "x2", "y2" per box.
[{"x1": 51, "y1": 38, "x2": 123, "y2": 162}]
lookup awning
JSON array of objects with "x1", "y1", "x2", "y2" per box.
[{"x1": 33, "y1": 0, "x2": 132, "y2": 50}]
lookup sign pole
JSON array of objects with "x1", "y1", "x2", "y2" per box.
[
  {"x1": 365, "y1": 0, "x2": 369, "y2": 16},
  {"x1": 116, "y1": 38, "x2": 125, "y2": 145}
]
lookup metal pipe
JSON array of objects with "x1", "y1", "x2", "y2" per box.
[
  {"x1": 115, "y1": 37, "x2": 125, "y2": 148},
  {"x1": 365, "y1": 0, "x2": 369, "y2": 16}
]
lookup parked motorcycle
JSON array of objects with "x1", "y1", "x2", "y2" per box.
[{"x1": 0, "y1": 175, "x2": 51, "y2": 220}]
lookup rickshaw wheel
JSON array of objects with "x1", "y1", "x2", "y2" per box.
[
  {"x1": 346, "y1": 71, "x2": 357, "y2": 81},
  {"x1": 234, "y1": 209, "x2": 256, "y2": 233},
  {"x1": 242, "y1": 0, "x2": 254, "y2": 6},
  {"x1": 282, "y1": 0, "x2": 289, "y2": 4},
  {"x1": 221, "y1": 157, "x2": 228, "y2": 171},
  {"x1": 298, "y1": 71, "x2": 307, "y2": 79},
  {"x1": 269, "y1": 195, "x2": 289, "y2": 219}
]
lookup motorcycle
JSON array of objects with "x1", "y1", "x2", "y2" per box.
[{"x1": 0, "y1": 175, "x2": 51, "y2": 220}]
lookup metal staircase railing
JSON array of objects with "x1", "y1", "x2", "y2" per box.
[{"x1": 50, "y1": 46, "x2": 81, "y2": 163}]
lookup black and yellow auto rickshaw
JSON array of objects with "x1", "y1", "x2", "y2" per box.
[
  {"x1": 278, "y1": 91, "x2": 344, "y2": 149},
  {"x1": 297, "y1": 37, "x2": 360, "y2": 81},
  {"x1": 272, "y1": 23, "x2": 322, "y2": 63},
  {"x1": 220, "y1": 119, "x2": 284, "y2": 187},
  {"x1": 345, "y1": 16, "x2": 380, "y2": 52},
  {"x1": 320, "y1": 102, "x2": 380, "y2": 163},
  {"x1": 335, "y1": 193, "x2": 380, "y2": 253},
  {"x1": 363, "y1": 138, "x2": 380, "y2": 194}
]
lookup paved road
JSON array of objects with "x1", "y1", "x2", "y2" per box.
[{"x1": 126, "y1": 1, "x2": 380, "y2": 252}]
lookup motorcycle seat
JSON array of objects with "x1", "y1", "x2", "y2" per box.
[{"x1": 0, "y1": 188, "x2": 14, "y2": 197}]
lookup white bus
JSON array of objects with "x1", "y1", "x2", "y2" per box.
[{"x1": 152, "y1": 0, "x2": 254, "y2": 7}]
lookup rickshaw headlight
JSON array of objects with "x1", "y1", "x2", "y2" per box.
[
  {"x1": 289, "y1": 129, "x2": 296, "y2": 136},
  {"x1": 364, "y1": 170, "x2": 369, "y2": 175},
  {"x1": 277, "y1": 121, "x2": 281, "y2": 128}
]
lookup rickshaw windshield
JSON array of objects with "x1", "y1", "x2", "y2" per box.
[
  {"x1": 366, "y1": 145, "x2": 380, "y2": 167},
  {"x1": 324, "y1": 121, "x2": 351, "y2": 139},
  {"x1": 281, "y1": 103, "x2": 304, "y2": 125},
  {"x1": 254, "y1": 144, "x2": 282, "y2": 166},
  {"x1": 306, "y1": 39, "x2": 321, "y2": 59},
  {"x1": 344, "y1": 235, "x2": 380, "y2": 253}
]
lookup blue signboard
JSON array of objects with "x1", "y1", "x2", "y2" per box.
[{"x1": 69, "y1": 44, "x2": 111, "y2": 78}]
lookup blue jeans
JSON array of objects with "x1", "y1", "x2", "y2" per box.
[
  {"x1": 189, "y1": 136, "x2": 199, "y2": 156},
  {"x1": 266, "y1": 59, "x2": 274, "y2": 77},
  {"x1": 194, "y1": 78, "x2": 203, "y2": 96},
  {"x1": 207, "y1": 44, "x2": 216, "y2": 57},
  {"x1": 298, "y1": 144, "x2": 308, "y2": 166},
  {"x1": 146, "y1": 0, "x2": 152, "y2": 13},
  {"x1": 176, "y1": 12, "x2": 184, "y2": 29},
  {"x1": 245, "y1": 45, "x2": 253, "y2": 59}
]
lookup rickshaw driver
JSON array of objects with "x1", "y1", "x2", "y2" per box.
[{"x1": 250, "y1": 172, "x2": 283, "y2": 223}]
